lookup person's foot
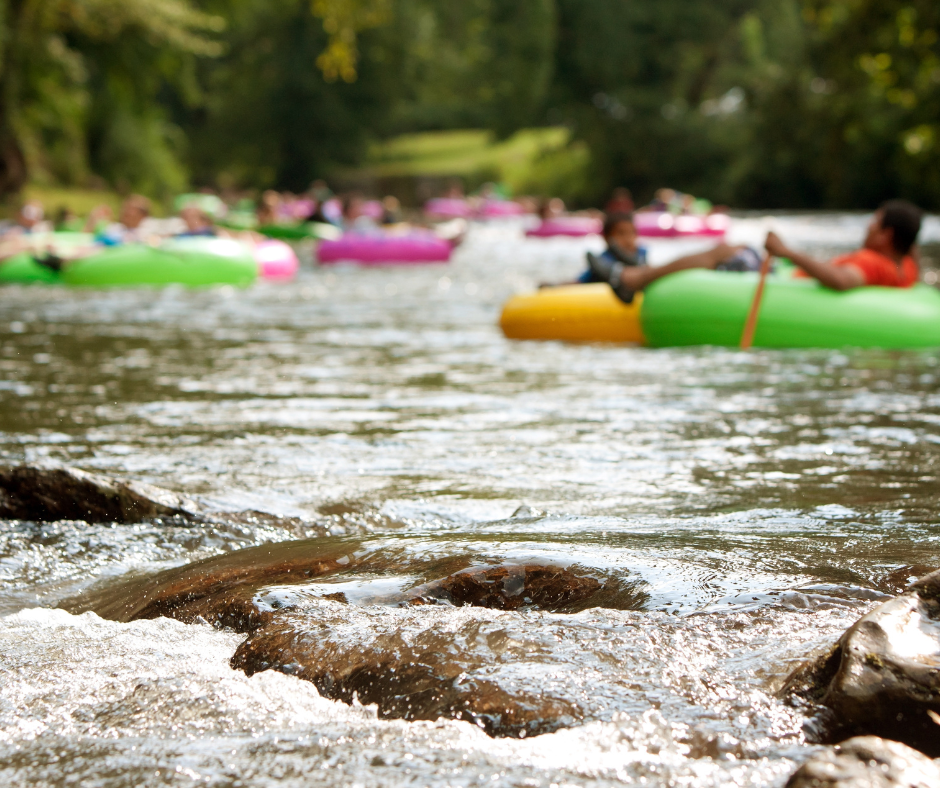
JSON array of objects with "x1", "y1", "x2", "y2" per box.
[
  {"x1": 608, "y1": 243, "x2": 641, "y2": 267},
  {"x1": 36, "y1": 253, "x2": 64, "y2": 272},
  {"x1": 587, "y1": 252, "x2": 635, "y2": 304}
]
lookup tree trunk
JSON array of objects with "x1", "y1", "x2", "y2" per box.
[
  {"x1": 0, "y1": 0, "x2": 30, "y2": 199},
  {"x1": 0, "y1": 121, "x2": 27, "y2": 198}
]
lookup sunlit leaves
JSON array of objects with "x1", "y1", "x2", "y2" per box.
[
  {"x1": 311, "y1": 0, "x2": 390, "y2": 81},
  {"x1": 903, "y1": 124, "x2": 933, "y2": 154},
  {"x1": 19, "y1": 0, "x2": 224, "y2": 54}
]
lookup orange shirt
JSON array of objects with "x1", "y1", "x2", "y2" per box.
[{"x1": 795, "y1": 248, "x2": 918, "y2": 287}]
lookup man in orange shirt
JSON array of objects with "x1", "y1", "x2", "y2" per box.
[{"x1": 764, "y1": 199, "x2": 922, "y2": 290}]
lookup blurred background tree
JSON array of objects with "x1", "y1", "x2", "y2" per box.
[
  {"x1": 3, "y1": 0, "x2": 939, "y2": 210},
  {"x1": 0, "y1": 0, "x2": 223, "y2": 198}
]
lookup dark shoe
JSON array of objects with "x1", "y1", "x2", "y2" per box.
[
  {"x1": 608, "y1": 243, "x2": 641, "y2": 267},
  {"x1": 35, "y1": 254, "x2": 65, "y2": 272},
  {"x1": 587, "y1": 252, "x2": 635, "y2": 304}
]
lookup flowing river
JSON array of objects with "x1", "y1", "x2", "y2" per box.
[{"x1": 1, "y1": 213, "x2": 939, "y2": 786}]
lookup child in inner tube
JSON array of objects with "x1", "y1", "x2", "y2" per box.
[{"x1": 582, "y1": 213, "x2": 760, "y2": 301}]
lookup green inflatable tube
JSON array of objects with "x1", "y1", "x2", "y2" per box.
[
  {"x1": 61, "y1": 238, "x2": 257, "y2": 288},
  {"x1": 0, "y1": 232, "x2": 95, "y2": 285},
  {"x1": 0, "y1": 236, "x2": 257, "y2": 288},
  {"x1": 256, "y1": 222, "x2": 340, "y2": 241},
  {"x1": 0, "y1": 253, "x2": 61, "y2": 284},
  {"x1": 641, "y1": 269, "x2": 940, "y2": 349}
]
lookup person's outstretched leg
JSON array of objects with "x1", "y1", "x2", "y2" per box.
[{"x1": 590, "y1": 244, "x2": 744, "y2": 303}]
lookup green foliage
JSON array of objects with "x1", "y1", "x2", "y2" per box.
[
  {"x1": 540, "y1": 0, "x2": 940, "y2": 209},
  {"x1": 802, "y1": 0, "x2": 940, "y2": 206},
  {"x1": 0, "y1": 0, "x2": 223, "y2": 197},
  {"x1": 547, "y1": 0, "x2": 760, "y2": 205},
  {"x1": 4, "y1": 0, "x2": 940, "y2": 209},
  {"x1": 368, "y1": 0, "x2": 556, "y2": 135},
  {"x1": 181, "y1": 0, "x2": 405, "y2": 191},
  {"x1": 179, "y1": 0, "x2": 558, "y2": 192}
]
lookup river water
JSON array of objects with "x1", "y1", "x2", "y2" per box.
[{"x1": 1, "y1": 214, "x2": 939, "y2": 786}]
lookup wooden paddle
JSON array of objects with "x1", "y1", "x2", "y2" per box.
[{"x1": 739, "y1": 253, "x2": 774, "y2": 350}]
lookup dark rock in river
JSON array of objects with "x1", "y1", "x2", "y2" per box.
[
  {"x1": 404, "y1": 564, "x2": 603, "y2": 612},
  {"x1": 784, "y1": 569, "x2": 940, "y2": 756},
  {"x1": 785, "y1": 737, "x2": 940, "y2": 788},
  {"x1": 66, "y1": 535, "x2": 614, "y2": 629},
  {"x1": 0, "y1": 464, "x2": 196, "y2": 524},
  {"x1": 0, "y1": 464, "x2": 327, "y2": 540},
  {"x1": 66, "y1": 542, "x2": 612, "y2": 737},
  {"x1": 231, "y1": 607, "x2": 580, "y2": 738},
  {"x1": 65, "y1": 538, "x2": 361, "y2": 630},
  {"x1": 877, "y1": 565, "x2": 940, "y2": 596}
]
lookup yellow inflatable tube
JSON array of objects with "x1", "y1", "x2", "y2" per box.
[{"x1": 499, "y1": 283, "x2": 644, "y2": 343}]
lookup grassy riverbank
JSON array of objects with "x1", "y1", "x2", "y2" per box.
[{"x1": 341, "y1": 127, "x2": 594, "y2": 203}]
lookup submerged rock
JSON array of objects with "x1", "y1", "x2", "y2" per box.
[
  {"x1": 67, "y1": 541, "x2": 619, "y2": 737},
  {"x1": 231, "y1": 605, "x2": 581, "y2": 738},
  {"x1": 64, "y1": 538, "x2": 362, "y2": 629},
  {"x1": 67, "y1": 536, "x2": 617, "y2": 629},
  {"x1": 784, "y1": 569, "x2": 940, "y2": 756},
  {"x1": 785, "y1": 736, "x2": 940, "y2": 788},
  {"x1": 0, "y1": 465, "x2": 195, "y2": 524},
  {"x1": 405, "y1": 564, "x2": 604, "y2": 612}
]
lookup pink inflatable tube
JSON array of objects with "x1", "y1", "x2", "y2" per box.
[
  {"x1": 318, "y1": 234, "x2": 453, "y2": 264},
  {"x1": 526, "y1": 217, "x2": 603, "y2": 238},
  {"x1": 255, "y1": 239, "x2": 300, "y2": 280},
  {"x1": 425, "y1": 198, "x2": 472, "y2": 218},
  {"x1": 481, "y1": 199, "x2": 525, "y2": 218},
  {"x1": 634, "y1": 211, "x2": 730, "y2": 238}
]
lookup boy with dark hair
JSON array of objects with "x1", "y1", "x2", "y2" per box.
[
  {"x1": 577, "y1": 212, "x2": 647, "y2": 286},
  {"x1": 587, "y1": 214, "x2": 759, "y2": 303}
]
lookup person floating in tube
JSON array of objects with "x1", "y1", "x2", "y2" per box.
[
  {"x1": 589, "y1": 200, "x2": 922, "y2": 304},
  {"x1": 582, "y1": 212, "x2": 761, "y2": 300}
]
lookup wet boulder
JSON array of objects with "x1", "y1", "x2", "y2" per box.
[
  {"x1": 0, "y1": 464, "x2": 328, "y2": 542},
  {"x1": 63, "y1": 538, "x2": 362, "y2": 630},
  {"x1": 784, "y1": 570, "x2": 940, "y2": 756},
  {"x1": 231, "y1": 605, "x2": 580, "y2": 738},
  {"x1": 404, "y1": 564, "x2": 604, "y2": 612},
  {"x1": 0, "y1": 464, "x2": 196, "y2": 524},
  {"x1": 68, "y1": 541, "x2": 616, "y2": 630},
  {"x1": 785, "y1": 737, "x2": 940, "y2": 788}
]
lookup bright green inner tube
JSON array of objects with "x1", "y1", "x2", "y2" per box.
[
  {"x1": 641, "y1": 269, "x2": 940, "y2": 349},
  {"x1": 61, "y1": 237, "x2": 257, "y2": 288},
  {"x1": 256, "y1": 222, "x2": 339, "y2": 241},
  {"x1": 0, "y1": 253, "x2": 61, "y2": 284},
  {"x1": 0, "y1": 232, "x2": 95, "y2": 285},
  {"x1": 0, "y1": 235, "x2": 257, "y2": 288}
]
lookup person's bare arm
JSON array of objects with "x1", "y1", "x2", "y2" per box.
[
  {"x1": 764, "y1": 231, "x2": 865, "y2": 291},
  {"x1": 620, "y1": 244, "x2": 742, "y2": 290}
]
